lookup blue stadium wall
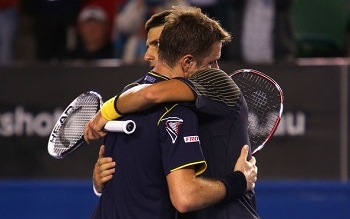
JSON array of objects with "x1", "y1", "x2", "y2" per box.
[{"x1": 0, "y1": 180, "x2": 349, "y2": 218}]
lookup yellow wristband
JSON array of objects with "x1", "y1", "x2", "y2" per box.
[{"x1": 100, "y1": 96, "x2": 122, "y2": 120}]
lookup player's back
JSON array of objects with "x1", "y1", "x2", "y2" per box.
[
  {"x1": 91, "y1": 106, "x2": 175, "y2": 219},
  {"x1": 179, "y1": 94, "x2": 260, "y2": 219},
  {"x1": 91, "y1": 71, "x2": 179, "y2": 219},
  {"x1": 196, "y1": 94, "x2": 260, "y2": 219},
  {"x1": 176, "y1": 68, "x2": 260, "y2": 219}
]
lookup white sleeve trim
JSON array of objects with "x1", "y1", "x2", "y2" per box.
[{"x1": 93, "y1": 183, "x2": 102, "y2": 197}]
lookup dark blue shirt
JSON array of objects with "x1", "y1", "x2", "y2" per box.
[
  {"x1": 177, "y1": 68, "x2": 260, "y2": 219},
  {"x1": 91, "y1": 72, "x2": 206, "y2": 219}
]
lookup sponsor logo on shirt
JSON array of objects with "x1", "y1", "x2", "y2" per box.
[
  {"x1": 184, "y1": 136, "x2": 199, "y2": 143},
  {"x1": 161, "y1": 117, "x2": 183, "y2": 144},
  {"x1": 144, "y1": 75, "x2": 156, "y2": 83}
]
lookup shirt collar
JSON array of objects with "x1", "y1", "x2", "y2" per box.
[{"x1": 142, "y1": 71, "x2": 169, "y2": 84}]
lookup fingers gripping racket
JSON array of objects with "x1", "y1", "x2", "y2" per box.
[
  {"x1": 48, "y1": 91, "x2": 136, "y2": 159},
  {"x1": 230, "y1": 69, "x2": 284, "y2": 155}
]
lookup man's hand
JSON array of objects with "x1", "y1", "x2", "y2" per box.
[
  {"x1": 93, "y1": 145, "x2": 116, "y2": 194},
  {"x1": 234, "y1": 145, "x2": 257, "y2": 191},
  {"x1": 84, "y1": 111, "x2": 108, "y2": 143}
]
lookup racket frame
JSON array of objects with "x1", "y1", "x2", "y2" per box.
[
  {"x1": 48, "y1": 91, "x2": 102, "y2": 159},
  {"x1": 230, "y1": 69, "x2": 284, "y2": 154}
]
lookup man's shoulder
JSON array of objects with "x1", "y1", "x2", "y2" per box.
[
  {"x1": 122, "y1": 77, "x2": 146, "y2": 91},
  {"x1": 161, "y1": 102, "x2": 197, "y2": 116}
]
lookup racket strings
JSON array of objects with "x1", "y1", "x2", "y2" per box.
[
  {"x1": 233, "y1": 72, "x2": 282, "y2": 151},
  {"x1": 53, "y1": 94, "x2": 100, "y2": 156}
]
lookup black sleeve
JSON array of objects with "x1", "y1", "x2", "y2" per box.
[{"x1": 175, "y1": 68, "x2": 242, "y2": 117}]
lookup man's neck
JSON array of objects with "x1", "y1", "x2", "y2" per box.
[{"x1": 153, "y1": 61, "x2": 183, "y2": 79}]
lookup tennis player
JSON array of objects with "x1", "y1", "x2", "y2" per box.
[
  {"x1": 116, "y1": 11, "x2": 260, "y2": 219},
  {"x1": 87, "y1": 6, "x2": 257, "y2": 219},
  {"x1": 88, "y1": 6, "x2": 260, "y2": 219}
]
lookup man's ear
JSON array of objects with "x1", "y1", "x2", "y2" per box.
[{"x1": 181, "y1": 55, "x2": 193, "y2": 71}]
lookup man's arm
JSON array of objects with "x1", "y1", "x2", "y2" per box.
[
  {"x1": 167, "y1": 145, "x2": 257, "y2": 213},
  {"x1": 167, "y1": 167, "x2": 226, "y2": 213},
  {"x1": 91, "y1": 144, "x2": 257, "y2": 199},
  {"x1": 116, "y1": 79, "x2": 196, "y2": 114},
  {"x1": 84, "y1": 80, "x2": 195, "y2": 143}
]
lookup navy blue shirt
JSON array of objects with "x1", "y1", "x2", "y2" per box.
[
  {"x1": 91, "y1": 72, "x2": 206, "y2": 219},
  {"x1": 177, "y1": 68, "x2": 260, "y2": 219}
]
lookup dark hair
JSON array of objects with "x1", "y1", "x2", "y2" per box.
[
  {"x1": 145, "y1": 9, "x2": 173, "y2": 33},
  {"x1": 158, "y1": 6, "x2": 232, "y2": 67}
]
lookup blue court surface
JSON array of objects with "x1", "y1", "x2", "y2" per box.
[{"x1": 0, "y1": 180, "x2": 349, "y2": 219}]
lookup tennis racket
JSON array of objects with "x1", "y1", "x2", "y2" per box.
[
  {"x1": 230, "y1": 69, "x2": 284, "y2": 155},
  {"x1": 48, "y1": 91, "x2": 136, "y2": 159}
]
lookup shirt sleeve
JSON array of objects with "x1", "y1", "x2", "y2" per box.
[
  {"x1": 158, "y1": 104, "x2": 206, "y2": 176},
  {"x1": 175, "y1": 68, "x2": 242, "y2": 117},
  {"x1": 93, "y1": 183, "x2": 102, "y2": 197}
]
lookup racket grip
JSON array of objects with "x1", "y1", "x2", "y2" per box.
[{"x1": 104, "y1": 120, "x2": 136, "y2": 134}]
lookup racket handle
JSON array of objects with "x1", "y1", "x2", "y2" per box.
[{"x1": 104, "y1": 120, "x2": 136, "y2": 134}]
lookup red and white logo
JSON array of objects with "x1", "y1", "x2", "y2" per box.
[
  {"x1": 184, "y1": 136, "x2": 200, "y2": 143},
  {"x1": 161, "y1": 117, "x2": 183, "y2": 144}
]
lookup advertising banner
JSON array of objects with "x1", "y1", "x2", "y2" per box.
[{"x1": 0, "y1": 63, "x2": 348, "y2": 180}]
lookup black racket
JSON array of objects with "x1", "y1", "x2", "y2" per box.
[
  {"x1": 47, "y1": 91, "x2": 136, "y2": 159},
  {"x1": 230, "y1": 69, "x2": 284, "y2": 155}
]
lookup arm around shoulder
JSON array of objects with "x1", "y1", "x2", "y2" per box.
[
  {"x1": 117, "y1": 80, "x2": 196, "y2": 114},
  {"x1": 166, "y1": 167, "x2": 226, "y2": 213}
]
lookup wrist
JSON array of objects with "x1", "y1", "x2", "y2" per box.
[
  {"x1": 93, "y1": 183, "x2": 102, "y2": 197},
  {"x1": 100, "y1": 95, "x2": 123, "y2": 120},
  {"x1": 113, "y1": 94, "x2": 123, "y2": 115},
  {"x1": 219, "y1": 171, "x2": 247, "y2": 203},
  {"x1": 92, "y1": 175, "x2": 102, "y2": 197}
]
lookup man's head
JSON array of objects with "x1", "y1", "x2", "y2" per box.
[
  {"x1": 144, "y1": 10, "x2": 172, "y2": 67},
  {"x1": 77, "y1": 6, "x2": 110, "y2": 52},
  {"x1": 157, "y1": 6, "x2": 231, "y2": 77}
]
